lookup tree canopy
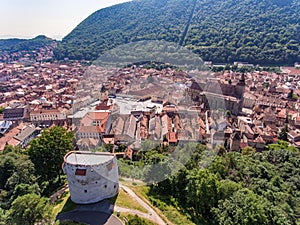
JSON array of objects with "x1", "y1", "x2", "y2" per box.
[
  {"x1": 143, "y1": 144, "x2": 300, "y2": 224},
  {"x1": 0, "y1": 35, "x2": 55, "y2": 53},
  {"x1": 27, "y1": 126, "x2": 74, "y2": 185},
  {"x1": 0, "y1": 146, "x2": 54, "y2": 224},
  {"x1": 213, "y1": 188, "x2": 290, "y2": 225},
  {"x1": 7, "y1": 194, "x2": 53, "y2": 225}
]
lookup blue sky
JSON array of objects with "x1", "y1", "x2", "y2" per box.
[{"x1": 0, "y1": 0, "x2": 130, "y2": 40}]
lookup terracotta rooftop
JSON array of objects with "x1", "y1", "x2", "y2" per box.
[
  {"x1": 77, "y1": 126, "x2": 103, "y2": 133},
  {"x1": 0, "y1": 124, "x2": 24, "y2": 151}
]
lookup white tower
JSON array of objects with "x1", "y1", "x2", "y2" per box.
[{"x1": 63, "y1": 151, "x2": 119, "y2": 204}]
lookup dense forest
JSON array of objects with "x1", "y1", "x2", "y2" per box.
[
  {"x1": 0, "y1": 127, "x2": 74, "y2": 224},
  {"x1": 54, "y1": 0, "x2": 300, "y2": 65},
  {"x1": 0, "y1": 35, "x2": 55, "y2": 53},
  {"x1": 118, "y1": 142, "x2": 300, "y2": 225}
]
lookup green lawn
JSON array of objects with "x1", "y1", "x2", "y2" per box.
[
  {"x1": 53, "y1": 191, "x2": 78, "y2": 216},
  {"x1": 128, "y1": 185, "x2": 195, "y2": 225},
  {"x1": 115, "y1": 212, "x2": 157, "y2": 225},
  {"x1": 110, "y1": 188, "x2": 148, "y2": 213}
]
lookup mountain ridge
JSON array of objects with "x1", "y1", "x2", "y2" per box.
[
  {"x1": 0, "y1": 35, "x2": 55, "y2": 53},
  {"x1": 26, "y1": 0, "x2": 300, "y2": 65}
]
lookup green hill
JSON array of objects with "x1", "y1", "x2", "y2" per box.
[
  {"x1": 54, "y1": 0, "x2": 300, "y2": 65},
  {"x1": 0, "y1": 35, "x2": 55, "y2": 53}
]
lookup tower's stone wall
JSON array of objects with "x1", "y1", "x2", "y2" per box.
[{"x1": 63, "y1": 151, "x2": 119, "y2": 204}]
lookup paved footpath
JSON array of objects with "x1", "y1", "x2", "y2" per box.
[
  {"x1": 50, "y1": 185, "x2": 69, "y2": 204},
  {"x1": 119, "y1": 184, "x2": 167, "y2": 225}
]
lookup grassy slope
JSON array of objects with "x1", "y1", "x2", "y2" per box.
[
  {"x1": 110, "y1": 187, "x2": 148, "y2": 213},
  {"x1": 124, "y1": 182, "x2": 195, "y2": 225}
]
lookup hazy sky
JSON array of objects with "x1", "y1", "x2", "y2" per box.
[{"x1": 0, "y1": 0, "x2": 130, "y2": 40}]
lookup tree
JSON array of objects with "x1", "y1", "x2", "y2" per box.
[
  {"x1": 8, "y1": 194, "x2": 53, "y2": 225},
  {"x1": 225, "y1": 110, "x2": 231, "y2": 117},
  {"x1": 278, "y1": 125, "x2": 288, "y2": 141},
  {"x1": 2, "y1": 145, "x2": 22, "y2": 155},
  {"x1": 241, "y1": 146, "x2": 256, "y2": 155},
  {"x1": 0, "y1": 208, "x2": 8, "y2": 225},
  {"x1": 219, "y1": 179, "x2": 242, "y2": 200},
  {"x1": 225, "y1": 64, "x2": 231, "y2": 71},
  {"x1": 0, "y1": 146, "x2": 38, "y2": 209},
  {"x1": 292, "y1": 94, "x2": 298, "y2": 101},
  {"x1": 267, "y1": 140, "x2": 298, "y2": 152},
  {"x1": 126, "y1": 214, "x2": 154, "y2": 225},
  {"x1": 0, "y1": 107, "x2": 5, "y2": 114},
  {"x1": 185, "y1": 169, "x2": 220, "y2": 220},
  {"x1": 100, "y1": 85, "x2": 106, "y2": 93},
  {"x1": 287, "y1": 90, "x2": 298, "y2": 101},
  {"x1": 103, "y1": 143, "x2": 114, "y2": 153},
  {"x1": 144, "y1": 155, "x2": 181, "y2": 184},
  {"x1": 27, "y1": 126, "x2": 74, "y2": 184},
  {"x1": 208, "y1": 156, "x2": 227, "y2": 179},
  {"x1": 287, "y1": 89, "x2": 293, "y2": 99},
  {"x1": 212, "y1": 188, "x2": 292, "y2": 225},
  {"x1": 142, "y1": 143, "x2": 299, "y2": 224},
  {"x1": 217, "y1": 145, "x2": 227, "y2": 156},
  {"x1": 10, "y1": 183, "x2": 40, "y2": 206},
  {"x1": 4, "y1": 156, "x2": 37, "y2": 191}
]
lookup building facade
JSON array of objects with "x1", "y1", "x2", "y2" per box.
[{"x1": 3, "y1": 104, "x2": 29, "y2": 121}]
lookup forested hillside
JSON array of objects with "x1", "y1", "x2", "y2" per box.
[
  {"x1": 54, "y1": 0, "x2": 300, "y2": 65},
  {"x1": 118, "y1": 142, "x2": 300, "y2": 225},
  {"x1": 0, "y1": 35, "x2": 55, "y2": 53}
]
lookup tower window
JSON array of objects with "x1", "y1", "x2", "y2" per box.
[{"x1": 75, "y1": 169, "x2": 86, "y2": 176}]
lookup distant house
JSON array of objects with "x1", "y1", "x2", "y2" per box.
[
  {"x1": 77, "y1": 126, "x2": 102, "y2": 139},
  {"x1": 211, "y1": 130, "x2": 225, "y2": 149},
  {"x1": 288, "y1": 130, "x2": 300, "y2": 143},
  {"x1": 12, "y1": 124, "x2": 39, "y2": 148},
  {"x1": 3, "y1": 104, "x2": 29, "y2": 121},
  {"x1": 234, "y1": 61, "x2": 254, "y2": 68},
  {"x1": 247, "y1": 135, "x2": 265, "y2": 152},
  {"x1": 76, "y1": 111, "x2": 112, "y2": 149},
  {"x1": 292, "y1": 116, "x2": 300, "y2": 128},
  {"x1": 229, "y1": 131, "x2": 241, "y2": 152},
  {"x1": 30, "y1": 109, "x2": 67, "y2": 123},
  {"x1": 0, "y1": 120, "x2": 13, "y2": 135},
  {"x1": 204, "y1": 61, "x2": 213, "y2": 66}
]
